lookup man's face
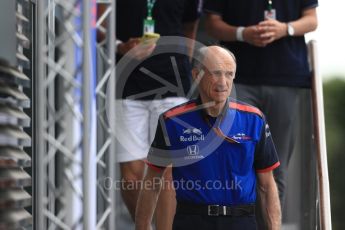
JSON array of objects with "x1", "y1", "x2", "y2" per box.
[{"x1": 194, "y1": 48, "x2": 236, "y2": 104}]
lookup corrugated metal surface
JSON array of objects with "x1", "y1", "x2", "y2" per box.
[{"x1": 0, "y1": 0, "x2": 32, "y2": 228}]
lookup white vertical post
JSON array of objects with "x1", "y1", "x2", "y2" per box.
[
  {"x1": 36, "y1": 0, "x2": 46, "y2": 229},
  {"x1": 108, "y1": 0, "x2": 116, "y2": 228},
  {"x1": 309, "y1": 40, "x2": 332, "y2": 230},
  {"x1": 82, "y1": 0, "x2": 97, "y2": 229}
]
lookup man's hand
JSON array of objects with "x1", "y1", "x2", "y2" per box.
[
  {"x1": 242, "y1": 25, "x2": 270, "y2": 47},
  {"x1": 257, "y1": 19, "x2": 288, "y2": 45},
  {"x1": 117, "y1": 38, "x2": 140, "y2": 55},
  {"x1": 118, "y1": 38, "x2": 156, "y2": 60},
  {"x1": 243, "y1": 19, "x2": 288, "y2": 47}
]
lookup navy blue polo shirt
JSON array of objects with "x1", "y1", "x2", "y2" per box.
[
  {"x1": 147, "y1": 98, "x2": 280, "y2": 205},
  {"x1": 204, "y1": 0, "x2": 318, "y2": 88},
  {"x1": 116, "y1": 0, "x2": 202, "y2": 99}
]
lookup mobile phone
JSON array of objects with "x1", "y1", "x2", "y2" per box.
[{"x1": 141, "y1": 32, "x2": 160, "y2": 44}]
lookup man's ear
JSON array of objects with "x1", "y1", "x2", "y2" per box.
[
  {"x1": 192, "y1": 68, "x2": 204, "y2": 82},
  {"x1": 191, "y1": 68, "x2": 199, "y2": 81}
]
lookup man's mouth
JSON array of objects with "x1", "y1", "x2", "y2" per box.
[{"x1": 215, "y1": 88, "x2": 227, "y2": 93}]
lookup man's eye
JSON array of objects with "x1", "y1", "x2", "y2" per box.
[
  {"x1": 210, "y1": 70, "x2": 235, "y2": 78},
  {"x1": 212, "y1": 71, "x2": 222, "y2": 77},
  {"x1": 225, "y1": 72, "x2": 234, "y2": 78}
]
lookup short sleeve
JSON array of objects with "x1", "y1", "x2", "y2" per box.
[
  {"x1": 254, "y1": 119, "x2": 280, "y2": 173},
  {"x1": 182, "y1": 0, "x2": 203, "y2": 22},
  {"x1": 203, "y1": 0, "x2": 224, "y2": 15},
  {"x1": 146, "y1": 116, "x2": 172, "y2": 171},
  {"x1": 302, "y1": 0, "x2": 318, "y2": 10}
]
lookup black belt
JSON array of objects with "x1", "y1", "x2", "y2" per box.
[{"x1": 176, "y1": 203, "x2": 255, "y2": 217}]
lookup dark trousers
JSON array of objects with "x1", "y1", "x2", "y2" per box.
[
  {"x1": 235, "y1": 84, "x2": 301, "y2": 228},
  {"x1": 235, "y1": 84, "x2": 300, "y2": 207},
  {"x1": 172, "y1": 213, "x2": 257, "y2": 230}
]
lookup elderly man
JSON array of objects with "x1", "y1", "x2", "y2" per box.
[{"x1": 135, "y1": 46, "x2": 281, "y2": 230}]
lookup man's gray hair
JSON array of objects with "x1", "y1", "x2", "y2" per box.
[{"x1": 192, "y1": 46, "x2": 237, "y2": 70}]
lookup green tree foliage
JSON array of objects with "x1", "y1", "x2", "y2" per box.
[{"x1": 323, "y1": 78, "x2": 345, "y2": 229}]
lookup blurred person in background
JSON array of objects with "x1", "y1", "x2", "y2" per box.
[
  {"x1": 204, "y1": 0, "x2": 318, "y2": 227},
  {"x1": 98, "y1": 0, "x2": 202, "y2": 229}
]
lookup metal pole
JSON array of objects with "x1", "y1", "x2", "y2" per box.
[
  {"x1": 36, "y1": 0, "x2": 46, "y2": 229},
  {"x1": 82, "y1": 0, "x2": 96, "y2": 229},
  {"x1": 47, "y1": 0, "x2": 56, "y2": 219},
  {"x1": 309, "y1": 40, "x2": 332, "y2": 230},
  {"x1": 107, "y1": 0, "x2": 116, "y2": 228}
]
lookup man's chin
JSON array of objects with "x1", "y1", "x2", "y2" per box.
[{"x1": 212, "y1": 96, "x2": 228, "y2": 104}]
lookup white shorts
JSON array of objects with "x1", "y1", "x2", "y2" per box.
[{"x1": 115, "y1": 97, "x2": 188, "y2": 163}]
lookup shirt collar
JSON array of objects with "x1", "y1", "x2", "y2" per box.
[{"x1": 195, "y1": 96, "x2": 229, "y2": 126}]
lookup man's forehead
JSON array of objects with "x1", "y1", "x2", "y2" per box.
[
  {"x1": 204, "y1": 53, "x2": 235, "y2": 64},
  {"x1": 204, "y1": 60, "x2": 235, "y2": 69},
  {"x1": 204, "y1": 47, "x2": 235, "y2": 61}
]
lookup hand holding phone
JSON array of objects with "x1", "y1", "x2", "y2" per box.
[{"x1": 140, "y1": 32, "x2": 160, "y2": 45}]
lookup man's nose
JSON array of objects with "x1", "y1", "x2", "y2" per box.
[{"x1": 217, "y1": 74, "x2": 228, "y2": 84}]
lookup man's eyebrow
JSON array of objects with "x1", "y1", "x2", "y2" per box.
[
  {"x1": 209, "y1": 69, "x2": 232, "y2": 73},
  {"x1": 208, "y1": 68, "x2": 222, "y2": 71}
]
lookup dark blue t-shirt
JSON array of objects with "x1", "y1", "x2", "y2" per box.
[
  {"x1": 204, "y1": 0, "x2": 318, "y2": 88},
  {"x1": 147, "y1": 98, "x2": 280, "y2": 205},
  {"x1": 116, "y1": 0, "x2": 202, "y2": 99}
]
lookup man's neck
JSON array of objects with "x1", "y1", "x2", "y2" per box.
[{"x1": 203, "y1": 100, "x2": 226, "y2": 117}]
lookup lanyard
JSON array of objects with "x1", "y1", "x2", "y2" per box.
[
  {"x1": 147, "y1": 0, "x2": 156, "y2": 19},
  {"x1": 143, "y1": 0, "x2": 156, "y2": 33},
  {"x1": 267, "y1": 0, "x2": 273, "y2": 11},
  {"x1": 204, "y1": 116, "x2": 239, "y2": 144},
  {"x1": 201, "y1": 98, "x2": 240, "y2": 144}
]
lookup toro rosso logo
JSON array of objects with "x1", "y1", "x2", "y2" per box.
[{"x1": 231, "y1": 133, "x2": 252, "y2": 141}]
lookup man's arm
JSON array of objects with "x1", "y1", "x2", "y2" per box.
[
  {"x1": 96, "y1": 4, "x2": 108, "y2": 42},
  {"x1": 288, "y1": 7, "x2": 318, "y2": 36},
  {"x1": 206, "y1": 7, "x2": 317, "y2": 47},
  {"x1": 205, "y1": 14, "x2": 269, "y2": 47},
  {"x1": 183, "y1": 20, "x2": 200, "y2": 59},
  {"x1": 257, "y1": 171, "x2": 281, "y2": 230},
  {"x1": 258, "y1": 7, "x2": 318, "y2": 44},
  {"x1": 205, "y1": 14, "x2": 237, "y2": 42},
  {"x1": 135, "y1": 166, "x2": 166, "y2": 230},
  {"x1": 182, "y1": 0, "x2": 202, "y2": 59},
  {"x1": 97, "y1": 4, "x2": 155, "y2": 59}
]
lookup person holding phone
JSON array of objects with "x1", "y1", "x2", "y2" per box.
[{"x1": 98, "y1": 0, "x2": 202, "y2": 229}]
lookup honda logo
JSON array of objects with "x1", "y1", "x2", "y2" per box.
[{"x1": 187, "y1": 145, "x2": 199, "y2": 155}]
